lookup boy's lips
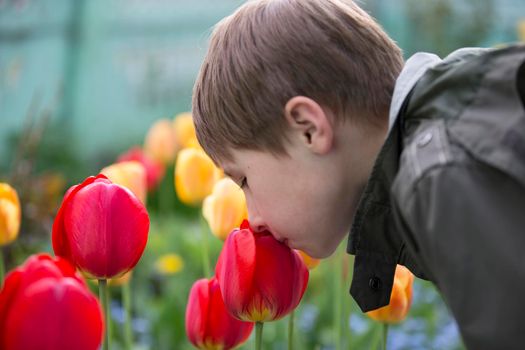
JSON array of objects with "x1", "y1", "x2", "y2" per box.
[{"x1": 274, "y1": 235, "x2": 289, "y2": 246}]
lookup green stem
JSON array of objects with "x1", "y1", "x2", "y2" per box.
[
  {"x1": 288, "y1": 310, "x2": 295, "y2": 350},
  {"x1": 370, "y1": 323, "x2": 381, "y2": 350},
  {"x1": 0, "y1": 248, "x2": 4, "y2": 286},
  {"x1": 382, "y1": 323, "x2": 389, "y2": 350},
  {"x1": 160, "y1": 166, "x2": 173, "y2": 215},
  {"x1": 156, "y1": 184, "x2": 162, "y2": 214},
  {"x1": 122, "y1": 282, "x2": 133, "y2": 350},
  {"x1": 199, "y1": 215, "x2": 211, "y2": 277},
  {"x1": 255, "y1": 322, "x2": 264, "y2": 350},
  {"x1": 333, "y1": 248, "x2": 343, "y2": 350},
  {"x1": 99, "y1": 279, "x2": 110, "y2": 350}
]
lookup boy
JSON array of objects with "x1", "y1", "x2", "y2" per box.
[{"x1": 192, "y1": 0, "x2": 525, "y2": 348}]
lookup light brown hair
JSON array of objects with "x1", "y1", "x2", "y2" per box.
[{"x1": 192, "y1": 0, "x2": 403, "y2": 163}]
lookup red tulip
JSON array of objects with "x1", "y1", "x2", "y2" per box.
[
  {"x1": 117, "y1": 146, "x2": 165, "y2": 190},
  {"x1": 216, "y1": 220, "x2": 309, "y2": 322},
  {"x1": 52, "y1": 174, "x2": 149, "y2": 279},
  {"x1": 186, "y1": 277, "x2": 254, "y2": 350},
  {"x1": 0, "y1": 254, "x2": 103, "y2": 350}
]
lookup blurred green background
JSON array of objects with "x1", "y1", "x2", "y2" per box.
[
  {"x1": 1, "y1": 0, "x2": 523, "y2": 174},
  {"x1": 1, "y1": 0, "x2": 524, "y2": 349}
]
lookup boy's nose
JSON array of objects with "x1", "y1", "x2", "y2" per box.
[
  {"x1": 247, "y1": 210, "x2": 268, "y2": 233},
  {"x1": 248, "y1": 216, "x2": 268, "y2": 233},
  {"x1": 245, "y1": 196, "x2": 268, "y2": 233}
]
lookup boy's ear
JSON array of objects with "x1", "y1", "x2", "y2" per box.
[{"x1": 284, "y1": 96, "x2": 334, "y2": 154}]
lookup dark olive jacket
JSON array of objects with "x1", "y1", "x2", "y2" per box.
[{"x1": 347, "y1": 44, "x2": 525, "y2": 349}]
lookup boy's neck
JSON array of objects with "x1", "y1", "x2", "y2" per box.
[{"x1": 336, "y1": 113, "x2": 389, "y2": 210}]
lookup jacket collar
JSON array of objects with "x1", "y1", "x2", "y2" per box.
[
  {"x1": 346, "y1": 52, "x2": 440, "y2": 312},
  {"x1": 389, "y1": 52, "x2": 441, "y2": 132}
]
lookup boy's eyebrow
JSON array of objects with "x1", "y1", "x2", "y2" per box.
[
  {"x1": 223, "y1": 169, "x2": 242, "y2": 183},
  {"x1": 222, "y1": 168, "x2": 235, "y2": 178}
]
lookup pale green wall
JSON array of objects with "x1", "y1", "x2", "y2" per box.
[{"x1": 1, "y1": 0, "x2": 523, "y2": 173}]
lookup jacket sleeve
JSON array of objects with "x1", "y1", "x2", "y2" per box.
[{"x1": 397, "y1": 160, "x2": 525, "y2": 350}]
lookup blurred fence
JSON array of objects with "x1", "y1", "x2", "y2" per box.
[{"x1": 1, "y1": 0, "x2": 524, "y2": 177}]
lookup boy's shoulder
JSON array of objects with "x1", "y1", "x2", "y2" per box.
[
  {"x1": 347, "y1": 44, "x2": 525, "y2": 313},
  {"x1": 393, "y1": 44, "x2": 525, "y2": 202},
  {"x1": 392, "y1": 119, "x2": 455, "y2": 201}
]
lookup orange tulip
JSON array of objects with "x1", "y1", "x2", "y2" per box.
[
  {"x1": 174, "y1": 148, "x2": 222, "y2": 206},
  {"x1": 296, "y1": 250, "x2": 321, "y2": 270},
  {"x1": 366, "y1": 265, "x2": 414, "y2": 324},
  {"x1": 173, "y1": 112, "x2": 200, "y2": 149},
  {"x1": 144, "y1": 119, "x2": 178, "y2": 164},
  {"x1": 0, "y1": 183, "x2": 21, "y2": 246},
  {"x1": 101, "y1": 161, "x2": 147, "y2": 204},
  {"x1": 203, "y1": 177, "x2": 247, "y2": 240}
]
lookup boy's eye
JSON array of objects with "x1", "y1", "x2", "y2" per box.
[{"x1": 240, "y1": 177, "x2": 248, "y2": 189}]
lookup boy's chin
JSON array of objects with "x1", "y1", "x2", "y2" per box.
[
  {"x1": 303, "y1": 246, "x2": 335, "y2": 260},
  {"x1": 316, "y1": 241, "x2": 347, "y2": 259}
]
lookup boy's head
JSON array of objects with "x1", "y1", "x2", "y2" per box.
[
  {"x1": 193, "y1": 0, "x2": 402, "y2": 163},
  {"x1": 192, "y1": 0, "x2": 403, "y2": 258}
]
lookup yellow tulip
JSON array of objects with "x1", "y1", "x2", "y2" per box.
[
  {"x1": 518, "y1": 19, "x2": 525, "y2": 42},
  {"x1": 203, "y1": 177, "x2": 248, "y2": 240},
  {"x1": 366, "y1": 265, "x2": 414, "y2": 324},
  {"x1": 144, "y1": 118, "x2": 178, "y2": 164},
  {"x1": 100, "y1": 161, "x2": 147, "y2": 204},
  {"x1": 0, "y1": 183, "x2": 21, "y2": 246},
  {"x1": 296, "y1": 250, "x2": 321, "y2": 270},
  {"x1": 173, "y1": 112, "x2": 200, "y2": 149},
  {"x1": 174, "y1": 148, "x2": 222, "y2": 206},
  {"x1": 155, "y1": 253, "x2": 184, "y2": 275}
]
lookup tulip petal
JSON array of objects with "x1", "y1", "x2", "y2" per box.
[
  {"x1": 0, "y1": 254, "x2": 99, "y2": 350},
  {"x1": 240, "y1": 220, "x2": 250, "y2": 230},
  {"x1": 216, "y1": 228, "x2": 256, "y2": 321},
  {"x1": 118, "y1": 146, "x2": 165, "y2": 190},
  {"x1": 202, "y1": 178, "x2": 247, "y2": 240},
  {"x1": 63, "y1": 181, "x2": 149, "y2": 278},
  {"x1": 144, "y1": 119, "x2": 178, "y2": 164},
  {"x1": 186, "y1": 278, "x2": 254, "y2": 350},
  {"x1": 251, "y1": 235, "x2": 309, "y2": 321},
  {"x1": 101, "y1": 161, "x2": 147, "y2": 204},
  {"x1": 290, "y1": 249, "x2": 309, "y2": 311},
  {"x1": 1, "y1": 255, "x2": 85, "y2": 309},
  {"x1": 366, "y1": 265, "x2": 414, "y2": 324},
  {"x1": 206, "y1": 278, "x2": 254, "y2": 349},
  {"x1": 185, "y1": 279, "x2": 209, "y2": 347},
  {"x1": 4, "y1": 278, "x2": 103, "y2": 350},
  {"x1": 52, "y1": 176, "x2": 107, "y2": 264},
  {"x1": 0, "y1": 269, "x2": 22, "y2": 345},
  {"x1": 0, "y1": 183, "x2": 21, "y2": 245},
  {"x1": 0, "y1": 200, "x2": 20, "y2": 245}
]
